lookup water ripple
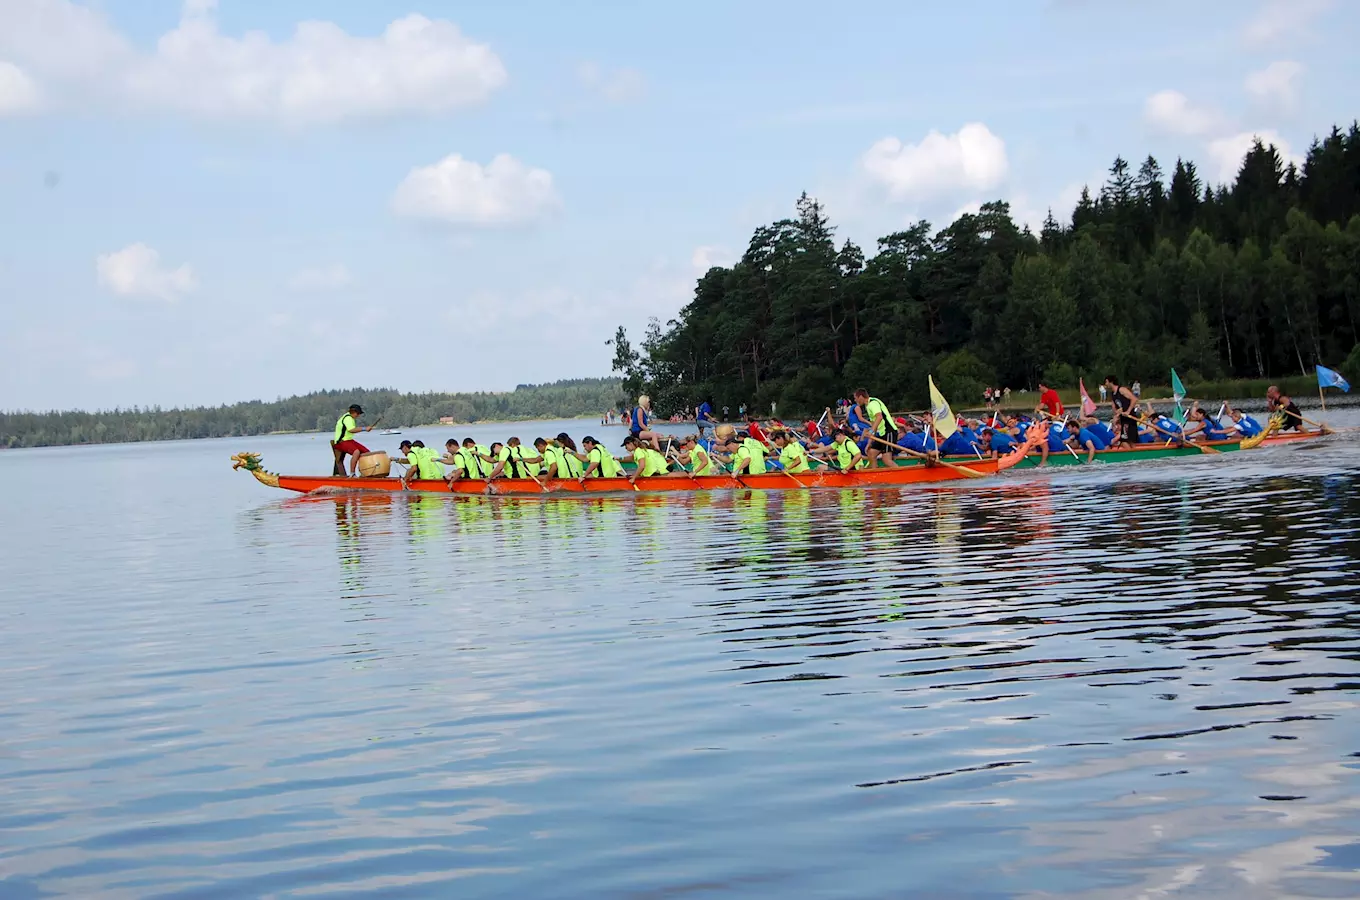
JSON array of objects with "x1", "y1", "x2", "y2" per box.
[{"x1": 2, "y1": 428, "x2": 1359, "y2": 897}]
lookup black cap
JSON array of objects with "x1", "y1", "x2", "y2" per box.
[
  {"x1": 583, "y1": 435, "x2": 598, "y2": 445},
  {"x1": 349, "y1": 404, "x2": 364, "y2": 414},
  {"x1": 399, "y1": 440, "x2": 412, "y2": 448}
]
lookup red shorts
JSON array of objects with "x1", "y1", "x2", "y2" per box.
[{"x1": 334, "y1": 439, "x2": 369, "y2": 454}]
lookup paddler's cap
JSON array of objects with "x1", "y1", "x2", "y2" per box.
[
  {"x1": 621, "y1": 435, "x2": 638, "y2": 447},
  {"x1": 582, "y1": 435, "x2": 598, "y2": 445},
  {"x1": 399, "y1": 440, "x2": 412, "y2": 449},
  {"x1": 349, "y1": 404, "x2": 363, "y2": 414}
]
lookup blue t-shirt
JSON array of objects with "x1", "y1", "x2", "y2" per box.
[
  {"x1": 1138, "y1": 428, "x2": 1156, "y2": 443},
  {"x1": 1202, "y1": 420, "x2": 1228, "y2": 441},
  {"x1": 940, "y1": 432, "x2": 973, "y2": 455},
  {"x1": 697, "y1": 401, "x2": 713, "y2": 421},
  {"x1": 899, "y1": 432, "x2": 928, "y2": 453},
  {"x1": 1075, "y1": 427, "x2": 1101, "y2": 450},
  {"x1": 1236, "y1": 415, "x2": 1263, "y2": 437},
  {"x1": 1090, "y1": 421, "x2": 1115, "y2": 444},
  {"x1": 846, "y1": 405, "x2": 871, "y2": 436},
  {"x1": 988, "y1": 432, "x2": 1014, "y2": 453},
  {"x1": 1046, "y1": 425, "x2": 1068, "y2": 453}
]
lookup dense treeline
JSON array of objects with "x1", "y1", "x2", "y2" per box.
[
  {"x1": 1, "y1": 379, "x2": 624, "y2": 449},
  {"x1": 613, "y1": 123, "x2": 1360, "y2": 415}
]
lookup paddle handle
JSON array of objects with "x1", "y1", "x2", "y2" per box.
[{"x1": 866, "y1": 434, "x2": 986, "y2": 479}]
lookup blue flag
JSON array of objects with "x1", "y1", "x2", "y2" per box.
[{"x1": 1317, "y1": 365, "x2": 1351, "y2": 392}]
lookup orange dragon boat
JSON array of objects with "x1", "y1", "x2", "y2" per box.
[{"x1": 230, "y1": 451, "x2": 1001, "y2": 495}]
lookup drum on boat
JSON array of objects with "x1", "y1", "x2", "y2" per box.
[{"x1": 357, "y1": 451, "x2": 391, "y2": 477}]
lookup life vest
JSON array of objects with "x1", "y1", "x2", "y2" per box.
[
  {"x1": 779, "y1": 442, "x2": 810, "y2": 473},
  {"x1": 588, "y1": 446, "x2": 623, "y2": 478},
  {"x1": 690, "y1": 445, "x2": 717, "y2": 475},
  {"x1": 737, "y1": 437, "x2": 766, "y2": 474},
  {"x1": 833, "y1": 439, "x2": 863, "y2": 471},
  {"x1": 333, "y1": 413, "x2": 359, "y2": 443},
  {"x1": 414, "y1": 448, "x2": 445, "y2": 480},
  {"x1": 864, "y1": 397, "x2": 896, "y2": 438},
  {"x1": 558, "y1": 447, "x2": 584, "y2": 478},
  {"x1": 457, "y1": 447, "x2": 485, "y2": 478}
]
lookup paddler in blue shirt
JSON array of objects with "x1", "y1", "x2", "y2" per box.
[
  {"x1": 1222, "y1": 403, "x2": 1264, "y2": 437},
  {"x1": 1182, "y1": 405, "x2": 1228, "y2": 442},
  {"x1": 1064, "y1": 420, "x2": 1101, "y2": 463},
  {"x1": 978, "y1": 427, "x2": 1014, "y2": 458},
  {"x1": 1081, "y1": 415, "x2": 1115, "y2": 448}
]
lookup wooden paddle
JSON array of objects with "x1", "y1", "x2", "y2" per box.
[
  {"x1": 1299, "y1": 414, "x2": 1334, "y2": 434},
  {"x1": 866, "y1": 433, "x2": 987, "y2": 479},
  {"x1": 1139, "y1": 416, "x2": 1220, "y2": 453}
]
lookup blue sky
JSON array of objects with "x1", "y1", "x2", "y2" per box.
[{"x1": 1, "y1": 0, "x2": 1356, "y2": 411}]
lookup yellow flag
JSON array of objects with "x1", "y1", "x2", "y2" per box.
[{"x1": 928, "y1": 376, "x2": 958, "y2": 439}]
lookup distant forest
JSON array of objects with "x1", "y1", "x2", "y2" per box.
[
  {"x1": 610, "y1": 122, "x2": 1360, "y2": 415},
  {"x1": 1, "y1": 379, "x2": 624, "y2": 449}
]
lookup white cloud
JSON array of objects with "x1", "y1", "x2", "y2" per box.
[
  {"x1": 0, "y1": 61, "x2": 40, "y2": 114},
  {"x1": 287, "y1": 264, "x2": 352, "y2": 291},
  {"x1": 1243, "y1": 0, "x2": 1334, "y2": 47},
  {"x1": 691, "y1": 246, "x2": 733, "y2": 272},
  {"x1": 96, "y1": 243, "x2": 196, "y2": 301},
  {"x1": 861, "y1": 123, "x2": 1008, "y2": 202},
  {"x1": 391, "y1": 153, "x2": 561, "y2": 227},
  {"x1": 576, "y1": 61, "x2": 645, "y2": 104},
  {"x1": 1143, "y1": 89, "x2": 1223, "y2": 137},
  {"x1": 1245, "y1": 61, "x2": 1303, "y2": 115},
  {"x1": 1206, "y1": 130, "x2": 1298, "y2": 182},
  {"x1": 0, "y1": 1, "x2": 506, "y2": 124}
]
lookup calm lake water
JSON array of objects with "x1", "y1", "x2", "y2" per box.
[{"x1": 3, "y1": 415, "x2": 1360, "y2": 898}]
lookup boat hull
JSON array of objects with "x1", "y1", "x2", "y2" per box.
[{"x1": 262, "y1": 458, "x2": 999, "y2": 495}]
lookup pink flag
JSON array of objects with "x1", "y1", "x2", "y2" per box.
[{"x1": 1079, "y1": 378, "x2": 1097, "y2": 416}]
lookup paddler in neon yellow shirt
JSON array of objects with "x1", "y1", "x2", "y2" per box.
[
  {"x1": 811, "y1": 428, "x2": 866, "y2": 471},
  {"x1": 678, "y1": 434, "x2": 718, "y2": 475},
  {"x1": 395, "y1": 440, "x2": 444, "y2": 489},
  {"x1": 579, "y1": 435, "x2": 625, "y2": 481},
  {"x1": 852, "y1": 387, "x2": 898, "y2": 467},
  {"x1": 622, "y1": 434, "x2": 670, "y2": 483},
  {"x1": 487, "y1": 436, "x2": 541, "y2": 480},
  {"x1": 444, "y1": 437, "x2": 490, "y2": 485},
  {"x1": 730, "y1": 429, "x2": 768, "y2": 475},
  {"x1": 771, "y1": 430, "x2": 811, "y2": 473}
]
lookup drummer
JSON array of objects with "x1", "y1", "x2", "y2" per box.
[{"x1": 333, "y1": 403, "x2": 376, "y2": 476}]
